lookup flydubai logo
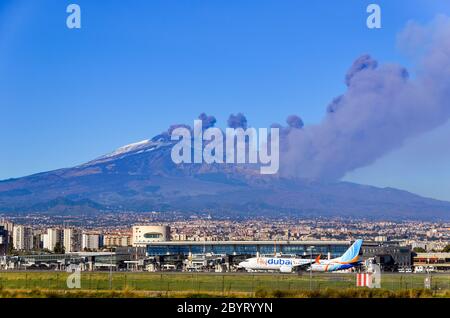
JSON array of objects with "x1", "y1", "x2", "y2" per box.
[
  {"x1": 257, "y1": 258, "x2": 267, "y2": 266},
  {"x1": 267, "y1": 258, "x2": 292, "y2": 266},
  {"x1": 170, "y1": 119, "x2": 280, "y2": 174}
]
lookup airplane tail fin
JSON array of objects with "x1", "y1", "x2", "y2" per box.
[
  {"x1": 315, "y1": 254, "x2": 321, "y2": 264},
  {"x1": 339, "y1": 239, "x2": 363, "y2": 264}
]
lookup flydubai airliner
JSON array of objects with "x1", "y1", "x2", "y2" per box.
[{"x1": 238, "y1": 239, "x2": 363, "y2": 273}]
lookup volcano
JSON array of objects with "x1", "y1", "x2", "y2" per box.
[{"x1": 0, "y1": 131, "x2": 449, "y2": 220}]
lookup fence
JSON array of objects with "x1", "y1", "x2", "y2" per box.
[{"x1": 0, "y1": 272, "x2": 449, "y2": 296}]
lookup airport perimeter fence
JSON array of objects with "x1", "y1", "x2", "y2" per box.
[{"x1": 0, "y1": 272, "x2": 449, "y2": 296}]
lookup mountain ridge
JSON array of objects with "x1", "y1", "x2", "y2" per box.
[{"x1": 1, "y1": 133, "x2": 449, "y2": 220}]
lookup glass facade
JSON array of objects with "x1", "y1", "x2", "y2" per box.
[
  {"x1": 147, "y1": 242, "x2": 350, "y2": 258},
  {"x1": 143, "y1": 233, "x2": 162, "y2": 239}
]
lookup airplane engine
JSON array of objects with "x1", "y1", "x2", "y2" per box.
[{"x1": 280, "y1": 265, "x2": 293, "y2": 273}]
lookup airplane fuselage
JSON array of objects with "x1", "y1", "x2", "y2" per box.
[
  {"x1": 239, "y1": 257, "x2": 311, "y2": 272},
  {"x1": 239, "y1": 240, "x2": 363, "y2": 273},
  {"x1": 239, "y1": 257, "x2": 357, "y2": 273}
]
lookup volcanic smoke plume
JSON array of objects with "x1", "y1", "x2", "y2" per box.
[{"x1": 280, "y1": 16, "x2": 450, "y2": 180}]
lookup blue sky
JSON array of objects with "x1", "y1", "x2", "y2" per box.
[{"x1": 1, "y1": 0, "x2": 450, "y2": 200}]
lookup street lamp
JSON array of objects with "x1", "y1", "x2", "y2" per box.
[
  {"x1": 109, "y1": 248, "x2": 113, "y2": 290},
  {"x1": 307, "y1": 246, "x2": 315, "y2": 291}
]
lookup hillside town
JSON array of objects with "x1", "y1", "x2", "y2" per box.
[
  {"x1": 1, "y1": 214, "x2": 449, "y2": 254},
  {"x1": 0, "y1": 212, "x2": 449, "y2": 276}
]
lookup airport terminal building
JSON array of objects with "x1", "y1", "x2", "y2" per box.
[{"x1": 146, "y1": 240, "x2": 351, "y2": 259}]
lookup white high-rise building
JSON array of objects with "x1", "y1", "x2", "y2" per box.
[
  {"x1": 0, "y1": 218, "x2": 14, "y2": 233},
  {"x1": 63, "y1": 228, "x2": 82, "y2": 252},
  {"x1": 82, "y1": 233, "x2": 101, "y2": 250},
  {"x1": 12, "y1": 225, "x2": 33, "y2": 251},
  {"x1": 43, "y1": 228, "x2": 63, "y2": 251}
]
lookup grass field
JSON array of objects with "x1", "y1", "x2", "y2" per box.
[{"x1": 0, "y1": 271, "x2": 449, "y2": 298}]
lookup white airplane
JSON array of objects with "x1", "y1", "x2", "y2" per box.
[{"x1": 238, "y1": 239, "x2": 363, "y2": 273}]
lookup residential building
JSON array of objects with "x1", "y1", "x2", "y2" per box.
[
  {"x1": 42, "y1": 228, "x2": 63, "y2": 251},
  {"x1": 104, "y1": 234, "x2": 131, "y2": 247},
  {"x1": 0, "y1": 226, "x2": 8, "y2": 255},
  {"x1": 82, "y1": 233, "x2": 102, "y2": 250},
  {"x1": 12, "y1": 225, "x2": 33, "y2": 251},
  {"x1": 63, "y1": 228, "x2": 82, "y2": 252}
]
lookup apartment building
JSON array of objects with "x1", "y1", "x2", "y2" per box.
[
  {"x1": 12, "y1": 225, "x2": 33, "y2": 251},
  {"x1": 63, "y1": 228, "x2": 82, "y2": 252}
]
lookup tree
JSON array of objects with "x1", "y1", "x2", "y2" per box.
[
  {"x1": 413, "y1": 247, "x2": 426, "y2": 253},
  {"x1": 7, "y1": 239, "x2": 14, "y2": 255},
  {"x1": 442, "y1": 245, "x2": 450, "y2": 253},
  {"x1": 54, "y1": 242, "x2": 65, "y2": 254}
]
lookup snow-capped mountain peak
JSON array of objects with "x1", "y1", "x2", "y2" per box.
[
  {"x1": 84, "y1": 138, "x2": 173, "y2": 167},
  {"x1": 104, "y1": 139, "x2": 151, "y2": 158}
]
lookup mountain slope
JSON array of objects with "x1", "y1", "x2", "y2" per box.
[{"x1": 0, "y1": 133, "x2": 449, "y2": 220}]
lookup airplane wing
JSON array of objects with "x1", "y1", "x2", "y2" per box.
[{"x1": 291, "y1": 254, "x2": 321, "y2": 271}]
